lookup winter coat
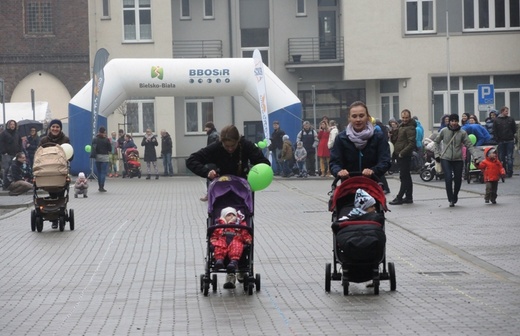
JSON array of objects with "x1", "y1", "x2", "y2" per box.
[
  {"x1": 415, "y1": 120, "x2": 424, "y2": 149},
  {"x1": 122, "y1": 139, "x2": 137, "y2": 153},
  {"x1": 493, "y1": 114, "x2": 516, "y2": 142},
  {"x1": 297, "y1": 128, "x2": 318, "y2": 154},
  {"x1": 392, "y1": 118, "x2": 417, "y2": 158},
  {"x1": 317, "y1": 129, "x2": 330, "y2": 157},
  {"x1": 0, "y1": 120, "x2": 22, "y2": 156},
  {"x1": 6, "y1": 159, "x2": 32, "y2": 188},
  {"x1": 281, "y1": 139, "x2": 293, "y2": 160},
  {"x1": 478, "y1": 148, "x2": 505, "y2": 182},
  {"x1": 485, "y1": 113, "x2": 496, "y2": 141},
  {"x1": 161, "y1": 133, "x2": 173, "y2": 155},
  {"x1": 461, "y1": 123, "x2": 491, "y2": 146},
  {"x1": 269, "y1": 128, "x2": 285, "y2": 151},
  {"x1": 433, "y1": 125, "x2": 482, "y2": 162},
  {"x1": 294, "y1": 147, "x2": 307, "y2": 162},
  {"x1": 329, "y1": 129, "x2": 391, "y2": 178},
  {"x1": 91, "y1": 133, "x2": 112, "y2": 162},
  {"x1": 141, "y1": 135, "x2": 158, "y2": 162},
  {"x1": 74, "y1": 177, "x2": 89, "y2": 191},
  {"x1": 210, "y1": 218, "x2": 252, "y2": 247},
  {"x1": 186, "y1": 137, "x2": 270, "y2": 179},
  {"x1": 25, "y1": 134, "x2": 40, "y2": 164},
  {"x1": 327, "y1": 126, "x2": 338, "y2": 149},
  {"x1": 207, "y1": 129, "x2": 219, "y2": 146},
  {"x1": 39, "y1": 131, "x2": 70, "y2": 146}
]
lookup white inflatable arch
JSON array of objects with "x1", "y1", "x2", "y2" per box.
[{"x1": 68, "y1": 58, "x2": 302, "y2": 174}]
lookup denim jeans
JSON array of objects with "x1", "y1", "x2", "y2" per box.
[
  {"x1": 95, "y1": 161, "x2": 108, "y2": 188},
  {"x1": 162, "y1": 153, "x2": 173, "y2": 175},
  {"x1": 498, "y1": 141, "x2": 515, "y2": 177},
  {"x1": 441, "y1": 159, "x2": 463, "y2": 203}
]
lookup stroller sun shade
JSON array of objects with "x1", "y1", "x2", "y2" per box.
[{"x1": 207, "y1": 175, "x2": 254, "y2": 214}]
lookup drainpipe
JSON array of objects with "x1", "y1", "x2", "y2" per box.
[{"x1": 228, "y1": 0, "x2": 236, "y2": 125}]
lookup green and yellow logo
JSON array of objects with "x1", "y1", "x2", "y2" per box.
[{"x1": 151, "y1": 66, "x2": 164, "y2": 80}]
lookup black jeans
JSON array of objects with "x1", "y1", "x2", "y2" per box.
[
  {"x1": 396, "y1": 156, "x2": 413, "y2": 200},
  {"x1": 441, "y1": 159, "x2": 463, "y2": 203}
]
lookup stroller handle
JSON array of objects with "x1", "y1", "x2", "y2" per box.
[{"x1": 331, "y1": 171, "x2": 380, "y2": 189}]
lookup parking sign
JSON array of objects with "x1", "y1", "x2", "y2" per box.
[{"x1": 478, "y1": 84, "x2": 495, "y2": 111}]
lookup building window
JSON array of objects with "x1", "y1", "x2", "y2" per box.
[
  {"x1": 181, "y1": 0, "x2": 190, "y2": 19},
  {"x1": 405, "y1": 0, "x2": 435, "y2": 33},
  {"x1": 379, "y1": 80, "x2": 400, "y2": 122},
  {"x1": 185, "y1": 98, "x2": 214, "y2": 133},
  {"x1": 26, "y1": 0, "x2": 53, "y2": 34},
  {"x1": 464, "y1": 0, "x2": 520, "y2": 30},
  {"x1": 297, "y1": 0, "x2": 306, "y2": 16},
  {"x1": 102, "y1": 0, "x2": 110, "y2": 18},
  {"x1": 432, "y1": 75, "x2": 520, "y2": 126},
  {"x1": 123, "y1": 0, "x2": 152, "y2": 41},
  {"x1": 241, "y1": 28, "x2": 270, "y2": 66},
  {"x1": 126, "y1": 100, "x2": 155, "y2": 134},
  {"x1": 204, "y1": 0, "x2": 214, "y2": 19}
]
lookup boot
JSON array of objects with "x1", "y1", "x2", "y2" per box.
[{"x1": 146, "y1": 174, "x2": 151, "y2": 180}]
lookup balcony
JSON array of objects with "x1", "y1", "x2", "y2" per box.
[
  {"x1": 172, "y1": 40, "x2": 223, "y2": 58},
  {"x1": 286, "y1": 37, "x2": 344, "y2": 69}
]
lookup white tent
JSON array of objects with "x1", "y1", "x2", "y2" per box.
[{"x1": 1, "y1": 101, "x2": 52, "y2": 125}]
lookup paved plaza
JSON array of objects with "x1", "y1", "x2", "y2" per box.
[{"x1": 0, "y1": 173, "x2": 519, "y2": 335}]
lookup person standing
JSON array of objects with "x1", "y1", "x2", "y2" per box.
[
  {"x1": 329, "y1": 101, "x2": 391, "y2": 180},
  {"x1": 484, "y1": 110, "x2": 497, "y2": 145},
  {"x1": 160, "y1": 129, "x2": 174, "y2": 176},
  {"x1": 204, "y1": 121, "x2": 219, "y2": 145},
  {"x1": 268, "y1": 121, "x2": 285, "y2": 176},
  {"x1": 297, "y1": 121, "x2": 318, "y2": 176},
  {"x1": 327, "y1": 120, "x2": 339, "y2": 150},
  {"x1": 141, "y1": 128, "x2": 159, "y2": 180},
  {"x1": 317, "y1": 120, "x2": 331, "y2": 177},
  {"x1": 413, "y1": 116, "x2": 425, "y2": 168},
  {"x1": 493, "y1": 106, "x2": 516, "y2": 178},
  {"x1": 434, "y1": 114, "x2": 483, "y2": 207},
  {"x1": 91, "y1": 126, "x2": 112, "y2": 192},
  {"x1": 0, "y1": 120, "x2": 23, "y2": 189},
  {"x1": 116, "y1": 129, "x2": 125, "y2": 175},
  {"x1": 25, "y1": 127, "x2": 40, "y2": 169},
  {"x1": 389, "y1": 110, "x2": 416, "y2": 205},
  {"x1": 108, "y1": 131, "x2": 119, "y2": 177}
]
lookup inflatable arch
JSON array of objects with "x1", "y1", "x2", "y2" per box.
[{"x1": 68, "y1": 58, "x2": 302, "y2": 175}]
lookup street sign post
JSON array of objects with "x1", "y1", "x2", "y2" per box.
[{"x1": 478, "y1": 84, "x2": 495, "y2": 112}]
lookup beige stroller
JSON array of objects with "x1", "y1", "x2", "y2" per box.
[{"x1": 31, "y1": 143, "x2": 75, "y2": 232}]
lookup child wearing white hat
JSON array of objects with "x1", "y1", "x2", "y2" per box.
[{"x1": 74, "y1": 172, "x2": 89, "y2": 198}]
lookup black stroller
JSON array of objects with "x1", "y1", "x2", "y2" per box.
[
  {"x1": 200, "y1": 175, "x2": 260, "y2": 296},
  {"x1": 31, "y1": 143, "x2": 75, "y2": 232},
  {"x1": 325, "y1": 174, "x2": 396, "y2": 295}
]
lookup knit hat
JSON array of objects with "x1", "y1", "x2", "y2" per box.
[
  {"x1": 485, "y1": 147, "x2": 496, "y2": 157},
  {"x1": 49, "y1": 119, "x2": 62, "y2": 129},
  {"x1": 283, "y1": 135, "x2": 289, "y2": 141},
  {"x1": 220, "y1": 207, "x2": 237, "y2": 219},
  {"x1": 78, "y1": 172, "x2": 85, "y2": 179},
  {"x1": 354, "y1": 189, "x2": 376, "y2": 211},
  {"x1": 448, "y1": 114, "x2": 459, "y2": 122}
]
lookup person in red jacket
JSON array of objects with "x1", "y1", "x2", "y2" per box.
[
  {"x1": 478, "y1": 147, "x2": 505, "y2": 204},
  {"x1": 317, "y1": 120, "x2": 331, "y2": 177},
  {"x1": 210, "y1": 207, "x2": 252, "y2": 288}
]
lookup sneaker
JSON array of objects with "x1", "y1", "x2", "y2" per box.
[
  {"x1": 214, "y1": 259, "x2": 225, "y2": 270},
  {"x1": 51, "y1": 221, "x2": 58, "y2": 229},
  {"x1": 227, "y1": 260, "x2": 238, "y2": 272},
  {"x1": 237, "y1": 272, "x2": 246, "y2": 283},
  {"x1": 485, "y1": 200, "x2": 489, "y2": 204},
  {"x1": 200, "y1": 195, "x2": 208, "y2": 202},
  {"x1": 389, "y1": 198, "x2": 403, "y2": 205},
  {"x1": 99, "y1": 188, "x2": 107, "y2": 192},
  {"x1": 492, "y1": 200, "x2": 497, "y2": 204},
  {"x1": 84, "y1": 195, "x2": 88, "y2": 198},
  {"x1": 449, "y1": 202, "x2": 455, "y2": 207},
  {"x1": 366, "y1": 281, "x2": 374, "y2": 288},
  {"x1": 223, "y1": 274, "x2": 236, "y2": 289},
  {"x1": 403, "y1": 199, "x2": 413, "y2": 204},
  {"x1": 108, "y1": 174, "x2": 113, "y2": 177},
  {"x1": 115, "y1": 174, "x2": 119, "y2": 177}
]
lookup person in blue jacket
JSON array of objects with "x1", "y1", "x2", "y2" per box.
[
  {"x1": 461, "y1": 123, "x2": 491, "y2": 146},
  {"x1": 330, "y1": 101, "x2": 391, "y2": 180}
]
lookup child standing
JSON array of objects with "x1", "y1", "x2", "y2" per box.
[
  {"x1": 478, "y1": 147, "x2": 505, "y2": 204},
  {"x1": 74, "y1": 172, "x2": 89, "y2": 198},
  {"x1": 210, "y1": 207, "x2": 252, "y2": 289},
  {"x1": 281, "y1": 134, "x2": 294, "y2": 177},
  {"x1": 294, "y1": 141, "x2": 307, "y2": 178}
]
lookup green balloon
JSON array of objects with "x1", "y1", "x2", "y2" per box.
[
  {"x1": 85, "y1": 145, "x2": 92, "y2": 153},
  {"x1": 247, "y1": 163, "x2": 274, "y2": 191},
  {"x1": 258, "y1": 141, "x2": 267, "y2": 149},
  {"x1": 468, "y1": 134, "x2": 477, "y2": 145}
]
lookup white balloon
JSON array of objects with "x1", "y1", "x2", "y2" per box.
[
  {"x1": 388, "y1": 141, "x2": 394, "y2": 157},
  {"x1": 61, "y1": 143, "x2": 74, "y2": 160}
]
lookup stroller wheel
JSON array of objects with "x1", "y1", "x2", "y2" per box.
[
  {"x1": 199, "y1": 274, "x2": 204, "y2": 292},
  {"x1": 59, "y1": 215, "x2": 66, "y2": 232},
  {"x1": 343, "y1": 282, "x2": 349, "y2": 296},
  {"x1": 325, "y1": 263, "x2": 331, "y2": 292},
  {"x1": 211, "y1": 274, "x2": 218, "y2": 292},
  {"x1": 31, "y1": 210, "x2": 36, "y2": 232},
  {"x1": 69, "y1": 209, "x2": 75, "y2": 231},
  {"x1": 36, "y1": 216, "x2": 44, "y2": 232},
  {"x1": 255, "y1": 273, "x2": 261, "y2": 292},
  {"x1": 388, "y1": 262, "x2": 396, "y2": 291},
  {"x1": 373, "y1": 280, "x2": 380, "y2": 295}
]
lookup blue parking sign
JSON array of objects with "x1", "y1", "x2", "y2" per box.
[{"x1": 478, "y1": 84, "x2": 494, "y2": 105}]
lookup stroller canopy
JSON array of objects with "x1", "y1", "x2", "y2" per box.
[
  {"x1": 207, "y1": 175, "x2": 253, "y2": 214},
  {"x1": 330, "y1": 176, "x2": 388, "y2": 212}
]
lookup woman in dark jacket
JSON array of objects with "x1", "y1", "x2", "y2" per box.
[
  {"x1": 25, "y1": 127, "x2": 40, "y2": 168},
  {"x1": 91, "y1": 126, "x2": 112, "y2": 192},
  {"x1": 330, "y1": 101, "x2": 391, "y2": 180},
  {"x1": 6, "y1": 152, "x2": 33, "y2": 196},
  {"x1": 1, "y1": 120, "x2": 23, "y2": 189},
  {"x1": 141, "y1": 128, "x2": 159, "y2": 180},
  {"x1": 39, "y1": 119, "x2": 70, "y2": 147},
  {"x1": 186, "y1": 125, "x2": 270, "y2": 180}
]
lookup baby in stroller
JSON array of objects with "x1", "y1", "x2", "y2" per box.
[
  {"x1": 210, "y1": 207, "x2": 252, "y2": 276},
  {"x1": 123, "y1": 148, "x2": 141, "y2": 178}
]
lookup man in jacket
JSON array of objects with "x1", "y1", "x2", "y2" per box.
[
  {"x1": 268, "y1": 121, "x2": 285, "y2": 176},
  {"x1": 389, "y1": 109, "x2": 416, "y2": 205},
  {"x1": 492, "y1": 106, "x2": 516, "y2": 178},
  {"x1": 160, "y1": 129, "x2": 173, "y2": 176},
  {"x1": 297, "y1": 121, "x2": 319, "y2": 176}
]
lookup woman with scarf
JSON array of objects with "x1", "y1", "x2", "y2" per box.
[
  {"x1": 141, "y1": 128, "x2": 159, "y2": 180},
  {"x1": 329, "y1": 101, "x2": 391, "y2": 180}
]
